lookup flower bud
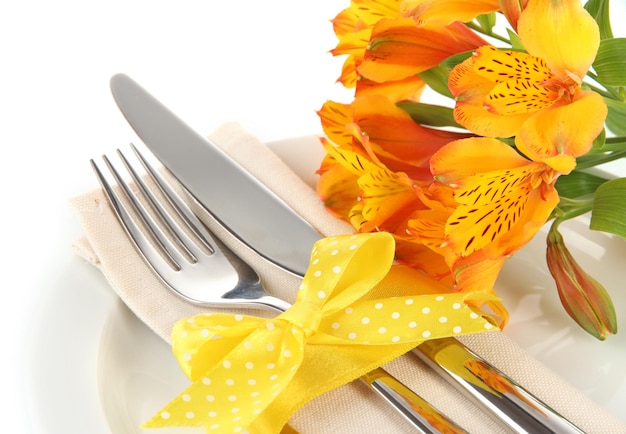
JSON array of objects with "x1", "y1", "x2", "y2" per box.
[{"x1": 546, "y1": 226, "x2": 617, "y2": 340}]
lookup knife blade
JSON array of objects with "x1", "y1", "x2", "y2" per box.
[{"x1": 110, "y1": 73, "x2": 584, "y2": 434}]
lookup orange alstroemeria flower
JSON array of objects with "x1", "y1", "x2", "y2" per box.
[
  {"x1": 359, "y1": 17, "x2": 487, "y2": 84},
  {"x1": 449, "y1": 0, "x2": 607, "y2": 170},
  {"x1": 428, "y1": 137, "x2": 560, "y2": 261}
]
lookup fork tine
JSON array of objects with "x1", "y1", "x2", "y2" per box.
[
  {"x1": 115, "y1": 147, "x2": 201, "y2": 262},
  {"x1": 91, "y1": 155, "x2": 185, "y2": 271},
  {"x1": 128, "y1": 143, "x2": 216, "y2": 255}
]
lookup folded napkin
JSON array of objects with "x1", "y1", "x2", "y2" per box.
[{"x1": 70, "y1": 122, "x2": 626, "y2": 433}]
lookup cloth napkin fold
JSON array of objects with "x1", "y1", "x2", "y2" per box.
[{"x1": 70, "y1": 122, "x2": 625, "y2": 433}]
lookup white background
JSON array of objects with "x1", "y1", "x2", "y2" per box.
[{"x1": 2, "y1": 1, "x2": 625, "y2": 433}]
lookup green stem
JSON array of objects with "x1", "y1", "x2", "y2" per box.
[
  {"x1": 552, "y1": 197, "x2": 594, "y2": 222},
  {"x1": 586, "y1": 71, "x2": 622, "y2": 100},
  {"x1": 575, "y1": 149, "x2": 626, "y2": 169},
  {"x1": 465, "y1": 22, "x2": 510, "y2": 44}
]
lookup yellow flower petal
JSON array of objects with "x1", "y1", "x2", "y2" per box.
[
  {"x1": 515, "y1": 90, "x2": 608, "y2": 167},
  {"x1": 517, "y1": 0, "x2": 600, "y2": 79}
]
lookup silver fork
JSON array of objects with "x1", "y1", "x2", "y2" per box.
[{"x1": 90, "y1": 144, "x2": 468, "y2": 434}]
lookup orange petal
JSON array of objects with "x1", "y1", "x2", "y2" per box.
[
  {"x1": 359, "y1": 17, "x2": 485, "y2": 82},
  {"x1": 517, "y1": 0, "x2": 600, "y2": 79},
  {"x1": 515, "y1": 90, "x2": 608, "y2": 166},
  {"x1": 400, "y1": 0, "x2": 499, "y2": 27},
  {"x1": 353, "y1": 95, "x2": 469, "y2": 176},
  {"x1": 316, "y1": 152, "x2": 361, "y2": 222},
  {"x1": 355, "y1": 74, "x2": 426, "y2": 102},
  {"x1": 431, "y1": 137, "x2": 530, "y2": 183},
  {"x1": 317, "y1": 101, "x2": 354, "y2": 148},
  {"x1": 449, "y1": 56, "x2": 530, "y2": 137}
]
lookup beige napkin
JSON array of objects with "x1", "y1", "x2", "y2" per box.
[{"x1": 70, "y1": 122, "x2": 626, "y2": 433}]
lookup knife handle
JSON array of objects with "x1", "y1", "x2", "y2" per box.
[
  {"x1": 361, "y1": 367, "x2": 468, "y2": 434},
  {"x1": 414, "y1": 338, "x2": 584, "y2": 434}
]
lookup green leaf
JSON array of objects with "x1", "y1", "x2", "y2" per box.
[
  {"x1": 590, "y1": 178, "x2": 626, "y2": 238},
  {"x1": 556, "y1": 170, "x2": 608, "y2": 199},
  {"x1": 593, "y1": 38, "x2": 626, "y2": 86},
  {"x1": 584, "y1": 0, "x2": 613, "y2": 39},
  {"x1": 418, "y1": 66, "x2": 453, "y2": 98},
  {"x1": 475, "y1": 12, "x2": 496, "y2": 34},
  {"x1": 604, "y1": 98, "x2": 626, "y2": 136},
  {"x1": 439, "y1": 51, "x2": 474, "y2": 69},
  {"x1": 397, "y1": 102, "x2": 463, "y2": 128},
  {"x1": 506, "y1": 28, "x2": 524, "y2": 50}
]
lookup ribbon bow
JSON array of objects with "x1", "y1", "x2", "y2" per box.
[{"x1": 144, "y1": 233, "x2": 500, "y2": 433}]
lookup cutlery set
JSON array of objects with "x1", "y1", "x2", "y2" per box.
[{"x1": 90, "y1": 73, "x2": 584, "y2": 433}]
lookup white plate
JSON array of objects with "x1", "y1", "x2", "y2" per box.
[{"x1": 26, "y1": 139, "x2": 626, "y2": 434}]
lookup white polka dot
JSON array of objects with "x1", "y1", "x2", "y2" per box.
[
  {"x1": 251, "y1": 391, "x2": 260, "y2": 397},
  {"x1": 234, "y1": 315, "x2": 244, "y2": 321},
  {"x1": 312, "y1": 258, "x2": 319, "y2": 264},
  {"x1": 408, "y1": 321, "x2": 417, "y2": 328},
  {"x1": 331, "y1": 249, "x2": 339, "y2": 255},
  {"x1": 470, "y1": 312, "x2": 479, "y2": 319},
  {"x1": 267, "y1": 363, "x2": 276, "y2": 370},
  {"x1": 202, "y1": 377, "x2": 211, "y2": 385},
  {"x1": 283, "y1": 349, "x2": 293, "y2": 358},
  {"x1": 180, "y1": 330, "x2": 188, "y2": 338},
  {"x1": 392, "y1": 336, "x2": 401, "y2": 342},
  {"x1": 439, "y1": 316, "x2": 448, "y2": 323},
  {"x1": 186, "y1": 412, "x2": 195, "y2": 419},
  {"x1": 266, "y1": 343, "x2": 275, "y2": 351},
  {"x1": 231, "y1": 408, "x2": 240, "y2": 413},
  {"x1": 206, "y1": 394, "x2": 215, "y2": 402},
  {"x1": 405, "y1": 299, "x2": 414, "y2": 305},
  {"x1": 436, "y1": 295, "x2": 445, "y2": 301},
  {"x1": 317, "y1": 290, "x2": 326, "y2": 299},
  {"x1": 210, "y1": 423, "x2": 220, "y2": 430},
  {"x1": 333, "y1": 265, "x2": 341, "y2": 274},
  {"x1": 245, "y1": 362, "x2": 254, "y2": 370},
  {"x1": 452, "y1": 302, "x2": 462, "y2": 310},
  {"x1": 349, "y1": 244, "x2": 358, "y2": 250},
  {"x1": 485, "y1": 322, "x2": 494, "y2": 329},
  {"x1": 201, "y1": 329, "x2": 209, "y2": 337},
  {"x1": 361, "y1": 317, "x2": 370, "y2": 325},
  {"x1": 248, "y1": 379, "x2": 257, "y2": 386},
  {"x1": 453, "y1": 326, "x2": 462, "y2": 333},
  {"x1": 345, "y1": 307, "x2": 353, "y2": 315},
  {"x1": 183, "y1": 352, "x2": 192, "y2": 361},
  {"x1": 228, "y1": 395, "x2": 237, "y2": 401},
  {"x1": 223, "y1": 360, "x2": 232, "y2": 368},
  {"x1": 226, "y1": 379, "x2": 235, "y2": 386},
  {"x1": 348, "y1": 332, "x2": 357, "y2": 340},
  {"x1": 391, "y1": 312, "x2": 400, "y2": 319},
  {"x1": 208, "y1": 411, "x2": 217, "y2": 417},
  {"x1": 270, "y1": 374, "x2": 279, "y2": 381},
  {"x1": 331, "y1": 322, "x2": 340, "y2": 329},
  {"x1": 266, "y1": 322, "x2": 275, "y2": 331},
  {"x1": 182, "y1": 394, "x2": 191, "y2": 402},
  {"x1": 422, "y1": 330, "x2": 431, "y2": 338},
  {"x1": 161, "y1": 411, "x2": 170, "y2": 419},
  {"x1": 375, "y1": 302, "x2": 384, "y2": 309},
  {"x1": 422, "y1": 307, "x2": 430, "y2": 314},
  {"x1": 378, "y1": 327, "x2": 387, "y2": 334},
  {"x1": 314, "y1": 270, "x2": 322, "y2": 277}
]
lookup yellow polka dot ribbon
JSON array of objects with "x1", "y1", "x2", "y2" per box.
[{"x1": 143, "y1": 232, "x2": 502, "y2": 433}]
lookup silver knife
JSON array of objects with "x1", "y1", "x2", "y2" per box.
[{"x1": 109, "y1": 73, "x2": 585, "y2": 434}]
